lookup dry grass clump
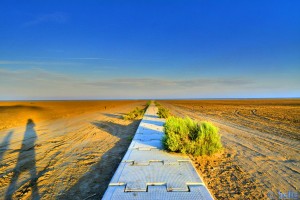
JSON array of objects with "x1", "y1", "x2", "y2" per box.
[
  {"x1": 157, "y1": 107, "x2": 171, "y2": 118},
  {"x1": 154, "y1": 101, "x2": 171, "y2": 118},
  {"x1": 123, "y1": 101, "x2": 151, "y2": 120},
  {"x1": 154, "y1": 101, "x2": 161, "y2": 107},
  {"x1": 163, "y1": 116, "x2": 222, "y2": 156},
  {"x1": 146, "y1": 101, "x2": 151, "y2": 107},
  {"x1": 123, "y1": 107, "x2": 146, "y2": 120}
]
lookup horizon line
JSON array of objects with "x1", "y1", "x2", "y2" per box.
[{"x1": 0, "y1": 97, "x2": 299, "y2": 102}]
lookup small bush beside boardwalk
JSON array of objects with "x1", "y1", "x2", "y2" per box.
[
  {"x1": 146, "y1": 100, "x2": 151, "y2": 107},
  {"x1": 163, "y1": 116, "x2": 222, "y2": 156},
  {"x1": 123, "y1": 101, "x2": 151, "y2": 120},
  {"x1": 157, "y1": 107, "x2": 171, "y2": 118},
  {"x1": 123, "y1": 107, "x2": 146, "y2": 120}
]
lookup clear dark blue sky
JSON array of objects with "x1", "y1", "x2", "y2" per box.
[{"x1": 0, "y1": 0, "x2": 299, "y2": 100}]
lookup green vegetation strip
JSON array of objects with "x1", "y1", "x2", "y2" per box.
[
  {"x1": 155, "y1": 101, "x2": 171, "y2": 118},
  {"x1": 157, "y1": 107, "x2": 171, "y2": 118},
  {"x1": 154, "y1": 101, "x2": 161, "y2": 107},
  {"x1": 163, "y1": 116, "x2": 222, "y2": 156},
  {"x1": 123, "y1": 101, "x2": 151, "y2": 120},
  {"x1": 123, "y1": 107, "x2": 145, "y2": 120}
]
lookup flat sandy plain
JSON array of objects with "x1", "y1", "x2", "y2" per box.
[
  {"x1": 158, "y1": 99, "x2": 300, "y2": 199},
  {"x1": 0, "y1": 99, "x2": 299, "y2": 199},
  {"x1": 0, "y1": 100, "x2": 146, "y2": 199}
]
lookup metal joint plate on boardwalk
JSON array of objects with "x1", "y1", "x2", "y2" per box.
[{"x1": 102, "y1": 104, "x2": 214, "y2": 200}]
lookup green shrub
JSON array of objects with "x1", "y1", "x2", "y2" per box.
[
  {"x1": 163, "y1": 116, "x2": 222, "y2": 156},
  {"x1": 146, "y1": 100, "x2": 151, "y2": 107},
  {"x1": 154, "y1": 101, "x2": 161, "y2": 107},
  {"x1": 157, "y1": 107, "x2": 171, "y2": 118},
  {"x1": 123, "y1": 107, "x2": 146, "y2": 120}
]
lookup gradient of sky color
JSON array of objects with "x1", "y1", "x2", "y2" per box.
[{"x1": 0, "y1": 0, "x2": 299, "y2": 100}]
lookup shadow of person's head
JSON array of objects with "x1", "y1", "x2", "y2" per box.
[{"x1": 27, "y1": 119, "x2": 35, "y2": 128}]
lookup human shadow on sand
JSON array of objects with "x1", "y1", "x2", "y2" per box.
[
  {"x1": 58, "y1": 120, "x2": 140, "y2": 200},
  {"x1": 5, "y1": 119, "x2": 40, "y2": 200},
  {"x1": 0, "y1": 131, "x2": 13, "y2": 164},
  {"x1": 102, "y1": 113, "x2": 123, "y2": 119}
]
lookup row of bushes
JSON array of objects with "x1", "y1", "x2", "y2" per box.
[
  {"x1": 123, "y1": 101, "x2": 151, "y2": 120},
  {"x1": 124, "y1": 101, "x2": 223, "y2": 156}
]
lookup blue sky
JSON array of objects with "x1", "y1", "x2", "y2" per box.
[{"x1": 0, "y1": 0, "x2": 299, "y2": 100}]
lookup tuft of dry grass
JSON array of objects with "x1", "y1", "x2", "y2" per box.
[
  {"x1": 123, "y1": 107, "x2": 146, "y2": 120},
  {"x1": 155, "y1": 101, "x2": 171, "y2": 118},
  {"x1": 157, "y1": 107, "x2": 171, "y2": 118}
]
